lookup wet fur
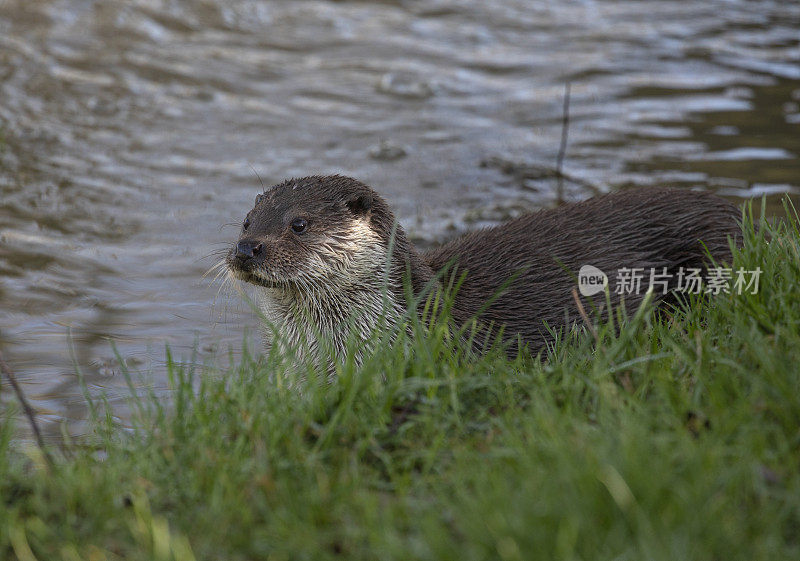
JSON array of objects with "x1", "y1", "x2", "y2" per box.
[
  {"x1": 228, "y1": 176, "x2": 740, "y2": 362},
  {"x1": 425, "y1": 188, "x2": 740, "y2": 354},
  {"x1": 254, "y1": 222, "x2": 407, "y2": 367},
  {"x1": 227, "y1": 176, "x2": 427, "y2": 368}
]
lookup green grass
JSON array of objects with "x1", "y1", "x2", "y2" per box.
[{"x1": 2, "y1": 202, "x2": 799, "y2": 561}]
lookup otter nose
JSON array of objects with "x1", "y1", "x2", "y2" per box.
[{"x1": 235, "y1": 240, "x2": 263, "y2": 262}]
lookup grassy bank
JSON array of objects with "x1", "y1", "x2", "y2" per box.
[{"x1": 2, "y1": 203, "x2": 799, "y2": 561}]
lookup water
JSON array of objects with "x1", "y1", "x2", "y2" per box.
[{"x1": 1, "y1": 0, "x2": 798, "y2": 437}]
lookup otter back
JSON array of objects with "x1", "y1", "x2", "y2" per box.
[{"x1": 423, "y1": 188, "x2": 740, "y2": 354}]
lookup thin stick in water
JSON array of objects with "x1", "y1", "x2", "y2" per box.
[
  {"x1": 556, "y1": 82, "x2": 571, "y2": 205},
  {"x1": 0, "y1": 349, "x2": 54, "y2": 470}
]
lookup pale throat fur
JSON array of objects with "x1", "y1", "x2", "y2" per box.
[{"x1": 250, "y1": 217, "x2": 406, "y2": 362}]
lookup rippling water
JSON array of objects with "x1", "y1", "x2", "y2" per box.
[{"x1": 1, "y1": 0, "x2": 798, "y2": 436}]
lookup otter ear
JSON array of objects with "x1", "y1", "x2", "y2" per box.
[{"x1": 347, "y1": 194, "x2": 373, "y2": 216}]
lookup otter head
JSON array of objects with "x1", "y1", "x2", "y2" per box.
[
  {"x1": 226, "y1": 175, "x2": 436, "y2": 367},
  {"x1": 227, "y1": 175, "x2": 397, "y2": 293}
]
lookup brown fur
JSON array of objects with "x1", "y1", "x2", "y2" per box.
[
  {"x1": 228, "y1": 176, "x2": 740, "y2": 359},
  {"x1": 425, "y1": 188, "x2": 740, "y2": 354}
]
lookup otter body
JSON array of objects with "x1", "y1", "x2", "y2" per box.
[{"x1": 227, "y1": 175, "x2": 739, "y2": 363}]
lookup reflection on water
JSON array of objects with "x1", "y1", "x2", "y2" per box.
[{"x1": 0, "y1": 0, "x2": 798, "y2": 436}]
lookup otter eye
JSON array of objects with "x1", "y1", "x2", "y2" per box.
[
  {"x1": 290, "y1": 218, "x2": 307, "y2": 234},
  {"x1": 243, "y1": 217, "x2": 250, "y2": 230}
]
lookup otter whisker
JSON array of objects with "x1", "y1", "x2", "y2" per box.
[{"x1": 202, "y1": 258, "x2": 229, "y2": 281}]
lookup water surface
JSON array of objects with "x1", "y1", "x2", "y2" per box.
[{"x1": 1, "y1": 0, "x2": 798, "y2": 436}]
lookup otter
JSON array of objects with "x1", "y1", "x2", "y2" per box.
[{"x1": 226, "y1": 175, "x2": 740, "y2": 365}]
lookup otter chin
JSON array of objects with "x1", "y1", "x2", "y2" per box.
[
  {"x1": 229, "y1": 269, "x2": 282, "y2": 289},
  {"x1": 226, "y1": 175, "x2": 740, "y2": 366}
]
